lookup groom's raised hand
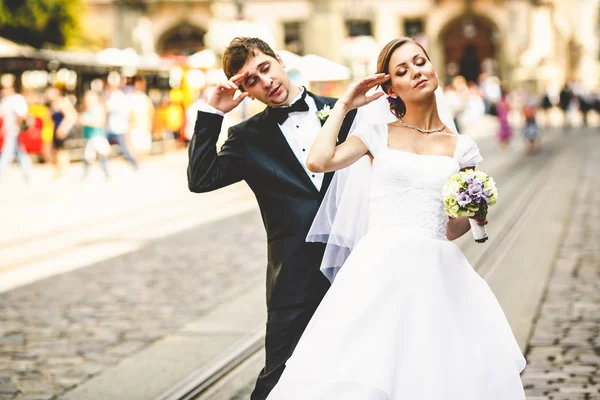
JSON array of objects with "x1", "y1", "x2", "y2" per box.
[{"x1": 208, "y1": 71, "x2": 250, "y2": 114}]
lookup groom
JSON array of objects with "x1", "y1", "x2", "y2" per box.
[{"x1": 187, "y1": 37, "x2": 357, "y2": 399}]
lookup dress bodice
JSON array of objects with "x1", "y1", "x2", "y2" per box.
[
  {"x1": 369, "y1": 151, "x2": 459, "y2": 240},
  {"x1": 355, "y1": 123, "x2": 483, "y2": 241}
]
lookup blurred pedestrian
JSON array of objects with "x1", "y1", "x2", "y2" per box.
[
  {"x1": 478, "y1": 73, "x2": 501, "y2": 116},
  {"x1": 129, "y1": 77, "x2": 154, "y2": 156},
  {"x1": 540, "y1": 88, "x2": 553, "y2": 112},
  {"x1": 25, "y1": 91, "x2": 53, "y2": 163},
  {"x1": 153, "y1": 94, "x2": 182, "y2": 151},
  {"x1": 523, "y1": 96, "x2": 541, "y2": 153},
  {"x1": 106, "y1": 76, "x2": 138, "y2": 170},
  {"x1": 559, "y1": 82, "x2": 573, "y2": 133},
  {"x1": 496, "y1": 90, "x2": 512, "y2": 150},
  {"x1": 183, "y1": 94, "x2": 207, "y2": 145},
  {"x1": 162, "y1": 95, "x2": 184, "y2": 142},
  {"x1": 47, "y1": 86, "x2": 78, "y2": 179},
  {"x1": 460, "y1": 81, "x2": 485, "y2": 126},
  {"x1": 578, "y1": 88, "x2": 593, "y2": 128},
  {"x1": 594, "y1": 88, "x2": 600, "y2": 126},
  {"x1": 80, "y1": 91, "x2": 110, "y2": 181},
  {"x1": 0, "y1": 75, "x2": 33, "y2": 182},
  {"x1": 539, "y1": 85, "x2": 555, "y2": 128},
  {"x1": 444, "y1": 82, "x2": 464, "y2": 134}
]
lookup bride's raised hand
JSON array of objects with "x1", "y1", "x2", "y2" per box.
[{"x1": 338, "y1": 73, "x2": 390, "y2": 111}]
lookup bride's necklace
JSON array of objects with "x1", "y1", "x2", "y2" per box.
[{"x1": 398, "y1": 118, "x2": 445, "y2": 134}]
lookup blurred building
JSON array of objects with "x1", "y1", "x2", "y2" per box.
[{"x1": 83, "y1": 0, "x2": 599, "y2": 90}]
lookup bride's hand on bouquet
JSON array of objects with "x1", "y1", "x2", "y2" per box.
[{"x1": 338, "y1": 73, "x2": 390, "y2": 112}]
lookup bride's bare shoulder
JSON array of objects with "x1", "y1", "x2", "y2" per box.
[
  {"x1": 438, "y1": 131, "x2": 460, "y2": 144},
  {"x1": 439, "y1": 129, "x2": 458, "y2": 137}
]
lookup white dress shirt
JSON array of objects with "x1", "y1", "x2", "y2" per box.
[{"x1": 199, "y1": 88, "x2": 325, "y2": 191}]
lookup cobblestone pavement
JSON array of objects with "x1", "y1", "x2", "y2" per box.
[
  {"x1": 0, "y1": 210, "x2": 266, "y2": 400},
  {"x1": 523, "y1": 133, "x2": 600, "y2": 400}
]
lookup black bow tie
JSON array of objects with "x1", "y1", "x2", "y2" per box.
[{"x1": 270, "y1": 93, "x2": 309, "y2": 124}]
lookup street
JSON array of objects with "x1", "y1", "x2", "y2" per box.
[
  {"x1": 0, "y1": 151, "x2": 264, "y2": 399},
  {"x1": 1, "y1": 126, "x2": 599, "y2": 400},
  {"x1": 521, "y1": 135, "x2": 600, "y2": 400}
]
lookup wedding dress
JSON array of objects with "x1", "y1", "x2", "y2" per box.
[{"x1": 266, "y1": 124, "x2": 526, "y2": 400}]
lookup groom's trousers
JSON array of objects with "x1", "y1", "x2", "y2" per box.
[{"x1": 250, "y1": 303, "x2": 320, "y2": 400}]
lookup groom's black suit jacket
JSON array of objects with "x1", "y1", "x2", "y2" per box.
[{"x1": 188, "y1": 93, "x2": 356, "y2": 310}]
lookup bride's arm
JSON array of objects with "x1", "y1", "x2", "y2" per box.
[
  {"x1": 306, "y1": 73, "x2": 389, "y2": 173},
  {"x1": 306, "y1": 106, "x2": 368, "y2": 172},
  {"x1": 446, "y1": 217, "x2": 471, "y2": 240}
]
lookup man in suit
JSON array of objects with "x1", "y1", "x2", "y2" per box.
[{"x1": 187, "y1": 37, "x2": 356, "y2": 399}]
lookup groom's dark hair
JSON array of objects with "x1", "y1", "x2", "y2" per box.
[{"x1": 223, "y1": 37, "x2": 278, "y2": 81}]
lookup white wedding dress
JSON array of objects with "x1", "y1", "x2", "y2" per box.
[{"x1": 266, "y1": 125, "x2": 526, "y2": 400}]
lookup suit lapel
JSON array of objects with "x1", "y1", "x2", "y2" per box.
[
  {"x1": 308, "y1": 92, "x2": 334, "y2": 128},
  {"x1": 307, "y1": 93, "x2": 339, "y2": 195}
]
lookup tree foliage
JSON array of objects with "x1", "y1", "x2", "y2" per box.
[{"x1": 0, "y1": 0, "x2": 82, "y2": 48}]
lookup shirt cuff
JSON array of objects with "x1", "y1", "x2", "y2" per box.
[{"x1": 198, "y1": 103, "x2": 225, "y2": 117}]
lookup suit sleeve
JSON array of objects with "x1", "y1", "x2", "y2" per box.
[
  {"x1": 339, "y1": 108, "x2": 358, "y2": 142},
  {"x1": 187, "y1": 111, "x2": 246, "y2": 193}
]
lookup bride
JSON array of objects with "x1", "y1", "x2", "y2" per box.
[{"x1": 265, "y1": 37, "x2": 526, "y2": 399}]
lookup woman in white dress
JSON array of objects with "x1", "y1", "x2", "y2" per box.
[{"x1": 265, "y1": 38, "x2": 526, "y2": 399}]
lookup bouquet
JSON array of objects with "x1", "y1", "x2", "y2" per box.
[{"x1": 442, "y1": 170, "x2": 498, "y2": 243}]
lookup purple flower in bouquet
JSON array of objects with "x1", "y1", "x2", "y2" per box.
[
  {"x1": 480, "y1": 188, "x2": 491, "y2": 203},
  {"x1": 467, "y1": 178, "x2": 484, "y2": 197},
  {"x1": 455, "y1": 192, "x2": 472, "y2": 207}
]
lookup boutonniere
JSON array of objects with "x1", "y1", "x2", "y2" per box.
[{"x1": 316, "y1": 105, "x2": 332, "y2": 122}]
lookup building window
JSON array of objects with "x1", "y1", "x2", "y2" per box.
[
  {"x1": 346, "y1": 20, "x2": 372, "y2": 37},
  {"x1": 404, "y1": 18, "x2": 425, "y2": 38},
  {"x1": 284, "y1": 22, "x2": 304, "y2": 55}
]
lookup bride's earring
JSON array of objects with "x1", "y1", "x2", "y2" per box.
[{"x1": 386, "y1": 92, "x2": 400, "y2": 106}]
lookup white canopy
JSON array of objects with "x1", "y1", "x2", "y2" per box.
[
  {"x1": 188, "y1": 49, "x2": 217, "y2": 69},
  {"x1": 277, "y1": 49, "x2": 303, "y2": 71},
  {"x1": 0, "y1": 37, "x2": 36, "y2": 58},
  {"x1": 96, "y1": 48, "x2": 162, "y2": 68},
  {"x1": 204, "y1": 20, "x2": 276, "y2": 55},
  {"x1": 299, "y1": 54, "x2": 351, "y2": 82}
]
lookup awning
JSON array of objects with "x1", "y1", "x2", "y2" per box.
[
  {"x1": 299, "y1": 54, "x2": 351, "y2": 82},
  {"x1": 188, "y1": 49, "x2": 217, "y2": 69},
  {"x1": 277, "y1": 50, "x2": 303, "y2": 71},
  {"x1": 0, "y1": 37, "x2": 37, "y2": 58}
]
